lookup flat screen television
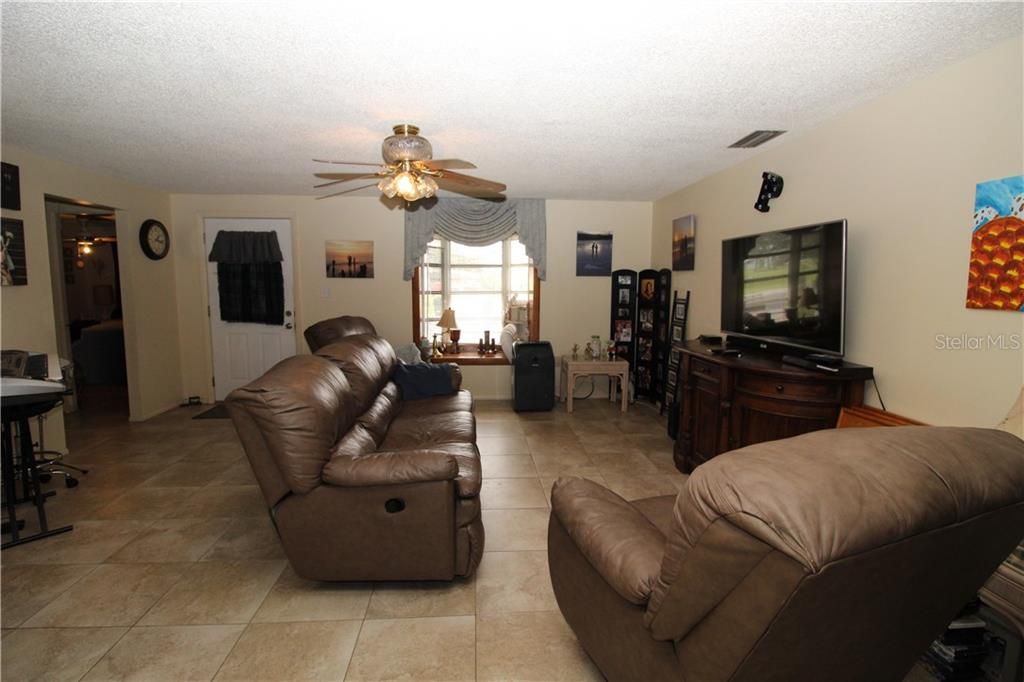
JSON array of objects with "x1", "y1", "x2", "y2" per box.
[{"x1": 721, "y1": 219, "x2": 847, "y2": 356}]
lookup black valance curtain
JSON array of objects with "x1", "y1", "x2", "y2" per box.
[{"x1": 208, "y1": 231, "x2": 284, "y2": 325}]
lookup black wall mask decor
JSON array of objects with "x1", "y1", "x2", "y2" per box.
[{"x1": 754, "y1": 172, "x2": 784, "y2": 212}]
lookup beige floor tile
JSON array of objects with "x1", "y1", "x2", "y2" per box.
[
  {"x1": 1, "y1": 626, "x2": 128, "y2": 682},
  {"x1": 214, "y1": 620, "x2": 360, "y2": 681},
  {"x1": 106, "y1": 519, "x2": 229, "y2": 563},
  {"x1": 20, "y1": 487, "x2": 120, "y2": 526},
  {"x1": 600, "y1": 472, "x2": 683, "y2": 501},
  {"x1": 480, "y1": 478, "x2": 548, "y2": 509},
  {"x1": 164, "y1": 485, "x2": 266, "y2": 519},
  {"x1": 476, "y1": 422, "x2": 525, "y2": 438},
  {"x1": 2, "y1": 520, "x2": 152, "y2": 565},
  {"x1": 477, "y1": 611, "x2": 603, "y2": 681},
  {"x1": 83, "y1": 624, "x2": 244, "y2": 682},
  {"x1": 1, "y1": 563, "x2": 96, "y2": 627},
  {"x1": 584, "y1": 449, "x2": 660, "y2": 475},
  {"x1": 481, "y1": 454, "x2": 537, "y2": 478},
  {"x1": 525, "y1": 434, "x2": 583, "y2": 454},
  {"x1": 140, "y1": 461, "x2": 234, "y2": 487},
  {"x1": 345, "y1": 616, "x2": 475, "y2": 682},
  {"x1": 179, "y1": 439, "x2": 246, "y2": 464},
  {"x1": 206, "y1": 460, "x2": 258, "y2": 486},
  {"x1": 529, "y1": 450, "x2": 599, "y2": 477},
  {"x1": 475, "y1": 551, "x2": 558, "y2": 614},
  {"x1": 253, "y1": 565, "x2": 371, "y2": 623},
  {"x1": 568, "y1": 420, "x2": 622, "y2": 436},
  {"x1": 68, "y1": 462, "x2": 172, "y2": 489},
  {"x1": 92, "y1": 487, "x2": 199, "y2": 520},
  {"x1": 24, "y1": 563, "x2": 189, "y2": 627},
  {"x1": 482, "y1": 509, "x2": 550, "y2": 551},
  {"x1": 366, "y1": 578, "x2": 475, "y2": 619},
  {"x1": 201, "y1": 518, "x2": 285, "y2": 561},
  {"x1": 476, "y1": 436, "x2": 530, "y2": 456},
  {"x1": 140, "y1": 560, "x2": 285, "y2": 625}
]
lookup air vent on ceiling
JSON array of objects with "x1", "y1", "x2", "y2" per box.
[{"x1": 728, "y1": 130, "x2": 786, "y2": 149}]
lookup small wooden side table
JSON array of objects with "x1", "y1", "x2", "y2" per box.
[{"x1": 559, "y1": 356, "x2": 629, "y2": 414}]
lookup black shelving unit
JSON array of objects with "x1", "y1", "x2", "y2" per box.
[
  {"x1": 634, "y1": 269, "x2": 671, "y2": 401},
  {"x1": 610, "y1": 270, "x2": 638, "y2": 369},
  {"x1": 665, "y1": 289, "x2": 691, "y2": 435}
]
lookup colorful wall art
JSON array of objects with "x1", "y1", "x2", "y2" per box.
[
  {"x1": 967, "y1": 175, "x2": 1024, "y2": 311},
  {"x1": 672, "y1": 214, "x2": 695, "y2": 271},
  {"x1": 326, "y1": 240, "x2": 374, "y2": 278}
]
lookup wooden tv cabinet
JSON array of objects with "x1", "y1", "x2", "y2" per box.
[{"x1": 673, "y1": 341, "x2": 874, "y2": 474}]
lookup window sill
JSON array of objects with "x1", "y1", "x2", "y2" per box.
[{"x1": 430, "y1": 349, "x2": 509, "y2": 366}]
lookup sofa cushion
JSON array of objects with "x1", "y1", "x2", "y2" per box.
[
  {"x1": 401, "y1": 389, "x2": 474, "y2": 417},
  {"x1": 393, "y1": 363, "x2": 455, "y2": 400},
  {"x1": 316, "y1": 335, "x2": 397, "y2": 417},
  {"x1": 322, "y1": 449, "x2": 459, "y2": 487},
  {"x1": 226, "y1": 354, "x2": 350, "y2": 495},
  {"x1": 382, "y1": 411, "x2": 476, "y2": 450}
]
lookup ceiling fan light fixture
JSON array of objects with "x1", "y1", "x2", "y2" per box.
[{"x1": 382, "y1": 124, "x2": 433, "y2": 164}]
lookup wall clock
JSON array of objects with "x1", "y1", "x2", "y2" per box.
[{"x1": 139, "y1": 219, "x2": 169, "y2": 260}]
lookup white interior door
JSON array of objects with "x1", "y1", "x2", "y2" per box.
[{"x1": 205, "y1": 218, "x2": 296, "y2": 401}]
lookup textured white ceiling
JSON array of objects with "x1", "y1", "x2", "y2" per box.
[{"x1": 2, "y1": 2, "x2": 1020, "y2": 201}]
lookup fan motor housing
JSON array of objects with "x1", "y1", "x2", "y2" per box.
[{"x1": 382, "y1": 124, "x2": 432, "y2": 163}]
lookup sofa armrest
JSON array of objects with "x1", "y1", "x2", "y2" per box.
[
  {"x1": 551, "y1": 477, "x2": 666, "y2": 605},
  {"x1": 322, "y1": 449, "x2": 458, "y2": 487},
  {"x1": 447, "y1": 363, "x2": 462, "y2": 391}
]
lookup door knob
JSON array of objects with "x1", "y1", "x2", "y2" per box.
[{"x1": 285, "y1": 323, "x2": 293, "y2": 329}]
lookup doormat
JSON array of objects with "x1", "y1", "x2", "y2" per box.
[{"x1": 193, "y1": 403, "x2": 230, "y2": 420}]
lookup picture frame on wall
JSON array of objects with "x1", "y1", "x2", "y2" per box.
[
  {"x1": 673, "y1": 300, "x2": 687, "y2": 321},
  {"x1": 618, "y1": 288, "x2": 630, "y2": 304},
  {"x1": 1, "y1": 162, "x2": 21, "y2": 211},
  {"x1": 576, "y1": 232, "x2": 613, "y2": 276},
  {"x1": 1, "y1": 218, "x2": 28, "y2": 286},
  {"x1": 325, "y1": 240, "x2": 374, "y2": 278},
  {"x1": 672, "y1": 214, "x2": 696, "y2": 271},
  {"x1": 671, "y1": 325, "x2": 683, "y2": 342}
]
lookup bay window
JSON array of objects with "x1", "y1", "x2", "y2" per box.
[{"x1": 412, "y1": 236, "x2": 539, "y2": 358}]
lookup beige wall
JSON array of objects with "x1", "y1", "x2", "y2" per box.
[
  {"x1": 169, "y1": 195, "x2": 651, "y2": 400},
  {"x1": 0, "y1": 147, "x2": 180, "y2": 450},
  {"x1": 652, "y1": 38, "x2": 1024, "y2": 427}
]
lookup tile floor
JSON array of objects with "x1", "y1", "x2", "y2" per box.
[{"x1": 1, "y1": 397, "x2": 684, "y2": 681}]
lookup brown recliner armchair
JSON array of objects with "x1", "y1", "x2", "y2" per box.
[
  {"x1": 227, "y1": 332, "x2": 483, "y2": 581},
  {"x1": 549, "y1": 426, "x2": 1024, "y2": 682},
  {"x1": 304, "y1": 315, "x2": 378, "y2": 352}
]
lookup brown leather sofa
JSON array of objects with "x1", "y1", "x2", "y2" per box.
[
  {"x1": 227, "y1": 330, "x2": 484, "y2": 581},
  {"x1": 304, "y1": 315, "x2": 378, "y2": 352},
  {"x1": 548, "y1": 426, "x2": 1024, "y2": 681}
]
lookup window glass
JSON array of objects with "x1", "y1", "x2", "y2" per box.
[
  {"x1": 450, "y1": 266, "x2": 502, "y2": 291},
  {"x1": 450, "y1": 241, "x2": 501, "y2": 265}
]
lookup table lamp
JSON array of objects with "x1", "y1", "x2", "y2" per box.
[{"x1": 438, "y1": 308, "x2": 459, "y2": 353}]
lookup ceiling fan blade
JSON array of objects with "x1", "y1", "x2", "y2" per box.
[
  {"x1": 313, "y1": 159, "x2": 382, "y2": 167},
  {"x1": 437, "y1": 170, "x2": 506, "y2": 194},
  {"x1": 314, "y1": 172, "x2": 379, "y2": 181},
  {"x1": 419, "y1": 158, "x2": 477, "y2": 171},
  {"x1": 315, "y1": 183, "x2": 380, "y2": 200}
]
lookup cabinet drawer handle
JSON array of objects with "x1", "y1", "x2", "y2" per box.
[{"x1": 775, "y1": 384, "x2": 785, "y2": 393}]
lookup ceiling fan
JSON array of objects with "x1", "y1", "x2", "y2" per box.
[{"x1": 313, "y1": 124, "x2": 506, "y2": 202}]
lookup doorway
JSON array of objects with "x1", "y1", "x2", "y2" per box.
[
  {"x1": 204, "y1": 218, "x2": 296, "y2": 401},
  {"x1": 46, "y1": 199, "x2": 128, "y2": 422}
]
